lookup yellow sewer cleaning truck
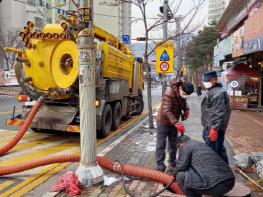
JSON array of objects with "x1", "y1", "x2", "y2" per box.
[{"x1": 6, "y1": 13, "x2": 144, "y2": 137}]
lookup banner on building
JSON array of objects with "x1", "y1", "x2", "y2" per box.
[
  {"x1": 244, "y1": 5, "x2": 263, "y2": 54},
  {"x1": 232, "y1": 26, "x2": 244, "y2": 58}
]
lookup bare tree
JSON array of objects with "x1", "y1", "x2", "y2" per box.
[
  {"x1": 107, "y1": 0, "x2": 205, "y2": 128},
  {"x1": 0, "y1": 28, "x2": 23, "y2": 70}
]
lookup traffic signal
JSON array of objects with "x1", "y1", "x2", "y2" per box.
[
  {"x1": 136, "y1": 37, "x2": 146, "y2": 41},
  {"x1": 159, "y1": 6, "x2": 164, "y2": 13}
]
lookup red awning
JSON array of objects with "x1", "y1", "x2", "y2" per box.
[{"x1": 225, "y1": 63, "x2": 261, "y2": 79}]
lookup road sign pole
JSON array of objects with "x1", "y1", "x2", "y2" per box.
[
  {"x1": 162, "y1": 0, "x2": 169, "y2": 96},
  {"x1": 76, "y1": 0, "x2": 103, "y2": 187}
]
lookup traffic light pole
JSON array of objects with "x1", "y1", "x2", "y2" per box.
[
  {"x1": 162, "y1": 0, "x2": 168, "y2": 96},
  {"x1": 76, "y1": 0, "x2": 103, "y2": 187}
]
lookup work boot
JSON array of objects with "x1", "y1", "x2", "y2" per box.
[{"x1": 165, "y1": 165, "x2": 175, "y2": 175}]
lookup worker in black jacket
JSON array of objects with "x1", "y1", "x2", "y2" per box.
[
  {"x1": 174, "y1": 135, "x2": 235, "y2": 197},
  {"x1": 201, "y1": 71, "x2": 231, "y2": 163}
]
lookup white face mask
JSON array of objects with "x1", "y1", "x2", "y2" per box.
[
  {"x1": 203, "y1": 82, "x2": 213, "y2": 89},
  {"x1": 179, "y1": 88, "x2": 187, "y2": 99}
]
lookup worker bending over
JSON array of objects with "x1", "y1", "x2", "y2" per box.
[
  {"x1": 156, "y1": 80, "x2": 194, "y2": 173},
  {"x1": 174, "y1": 135, "x2": 235, "y2": 197}
]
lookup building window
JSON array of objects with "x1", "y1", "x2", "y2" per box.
[
  {"x1": 46, "y1": 3, "x2": 51, "y2": 9},
  {"x1": 59, "y1": 0, "x2": 66, "y2": 5},
  {"x1": 35, "y1": 17, "x2": 44, "y2": 29},
  {"x1": 27, "y1": 0, "x2": 36, "y2": 6},
  {"x1": 39, "y1": 0, "x2": 45, "y2": 7},
  {"x1": 46, "y1": 17, "x2": 52, "y2": 23}
]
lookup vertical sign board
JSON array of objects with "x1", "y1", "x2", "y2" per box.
[{"x1": 156, "y1": 40, "x2": 174, "y2": 73}]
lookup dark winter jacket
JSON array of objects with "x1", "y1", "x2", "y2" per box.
[
  {"x1": 174, "y1": 139, "x2": 235, "y2": 189},
  {"x1": 201, "y1": 83, "x2": 231, "y2": 131},
  {"x1": 156, "y1": 82, "x2": 189, "y2": 127}
]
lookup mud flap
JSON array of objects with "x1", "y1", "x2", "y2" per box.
[{"x1": 30, "y1": 105, "x2": 77, "y2": 131}]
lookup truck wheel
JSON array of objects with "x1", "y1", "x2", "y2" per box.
[
  {"x1": 112, "y1": 102, "x2": 122, "y2": 130},
  {"x1": 99, "y1": 104, "x2": 112, "y2": 138},
  {"x1": 134, "y1": 96, "x2": 144, "y2": 115}
]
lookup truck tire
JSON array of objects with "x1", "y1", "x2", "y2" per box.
[
  {"x1": 112, "y1": 102, "x2": 122, "y2": 130},
  {"x1": 99, "y1": 104, "x2": 112, "y2": 138},
  {"x1": 134, "y1": 96, "x2": 144, "y2": 115}
]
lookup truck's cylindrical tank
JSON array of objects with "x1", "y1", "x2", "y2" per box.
[{"x1": 22, "y1": 24, "x2": 135, "y2": 96}]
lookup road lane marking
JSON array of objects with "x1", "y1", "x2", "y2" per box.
[
  {"x1": 1, "y1": 114, "x2": 146, "y2": 196},
  {"x1": 0, "y1": 109, "x2": 23, "y2": 116},
  {"x1": 0, "y1": 142, "x2": 79, "y2": 166},
  {"x1": 0, "y1": 138, "x2": 74, "y2": 161},
  {"x1": 0, "y1": 130, "x2": 19, "y2": 138},
  {"x1": 9, "y1": 163, "x2": 70, "y2": 197},
  {"x1": 0, "y1": 162, "x2": 72, "y2": 197},
  {"x1": 0, "y1": 181, "x2": 14, "y2": 191},
  {"x1": 0, "y1": 132, "x2": 49, "y2": 145}
]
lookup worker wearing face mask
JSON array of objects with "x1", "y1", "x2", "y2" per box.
[
  {"x1": 156, "y1": 80, "x2": 194, "y2": 174},
  {"x1": 201, "y1": 71, "x2": 231, "y2": 163}
]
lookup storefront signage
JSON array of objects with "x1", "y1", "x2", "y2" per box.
[
  {"x1": 232, "y1": 26, "x2": 244, "y2": 58},
  {"x1": 231, "y1": 80, "x2": 239, "y2": 88},
  {"x1": 244, "y1": 35, "x2": 263, "y2": 54}
]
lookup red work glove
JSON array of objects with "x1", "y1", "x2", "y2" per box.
[
  {"x1": 183, "y1": 110, "x2": 189, "y2": 120},
  {"x1": 209, "y1": 128, "x2": 218, "y2": 142},
  {"x1": 175, "y1": 123, "x2": 185, "y2": 134}
]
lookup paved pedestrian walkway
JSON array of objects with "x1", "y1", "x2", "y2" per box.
[
  {"x1": 227, "y1": 110, "x2": 263, "y2": 154},
  {"x1": 48, "y1": 94, "x2": 262, "y2": 197}
]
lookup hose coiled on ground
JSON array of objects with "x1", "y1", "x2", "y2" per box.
[{"x1": 0, "y1": 96, "x2": 184, "y2": 195}]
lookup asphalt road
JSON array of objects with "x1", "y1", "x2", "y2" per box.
[
  {"x1": 0, "y1": 84, "x2": 162, "y2": 131},
  {"x1": 0, "y1": 95, "x2": 23, "y2": 131}
]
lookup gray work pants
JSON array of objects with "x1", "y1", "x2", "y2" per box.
[
  {"x1": 176, "y1": 172, "x2": 235, "y2": 197},
  {"x1": 155, "y1": 124, "x2": 178, "y2": 171}
]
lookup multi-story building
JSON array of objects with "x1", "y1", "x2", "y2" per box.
[
  {"x1": 213, "y1": 0, "x2": 263, "y2": 108},
  {"x1": 208, "y1": 0, "x2": 229, "y2": 23},
  {"x1": 45, "y1": 0, "x2": 131, "y2": 40}
]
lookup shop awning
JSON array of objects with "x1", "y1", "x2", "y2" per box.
[{"x1": 225, "y1": 63, "x2": 261, "y2": 79}]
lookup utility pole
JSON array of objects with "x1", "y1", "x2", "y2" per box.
[
  {"x1": 76, "y1": 0, "x2": 103, "y2": 187},
  {"x1": 162, "y1": 0, "x2": 168, "y2": 95}
]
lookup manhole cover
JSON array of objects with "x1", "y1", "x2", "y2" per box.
[{"x1": 224, "y1": 182, "x2": 251, "y2": 197}]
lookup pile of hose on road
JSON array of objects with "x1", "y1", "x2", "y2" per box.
[{"x1": 0, "y1": 96, "x2": 185, "y2": 196}]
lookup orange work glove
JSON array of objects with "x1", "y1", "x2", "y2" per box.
[
  {"x1": 175, "y1": 123, "x2": 185, "y2": 134},
  {"x1": 209, "y1": 128, "x2": 218, "y2": 142}
]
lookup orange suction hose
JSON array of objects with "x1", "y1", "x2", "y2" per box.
[
  {"x1": 0, "y1": 154, "x2": 184, "y2": 195},
  {"x1": 0, "y1": 96, "x2": 184, "y2": 195},
  {"x1": 0, "y1": 96, "x2": 44, "y2": 155}
]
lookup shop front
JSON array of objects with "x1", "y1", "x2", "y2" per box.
[
  {"x1": 221, "y1": 63, "x2": 261, "y2": 109},
  {"x1": 243, "y1": 3, "x2": 263, "y2": 107}
]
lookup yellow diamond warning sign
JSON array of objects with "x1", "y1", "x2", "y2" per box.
[{"x1": 156, "y1": 40, "x2": 174, "y2": 73}]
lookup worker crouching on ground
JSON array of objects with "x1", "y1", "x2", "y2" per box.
[
  {"x1": 201, "y1": 71, "x2": 231, "y2": 163},
  {"x1": 155, "y1": 80, "x2": 194, "y2": 173},
  {"x1": 174, "y1": 135, "x2": 235, "y2": 197}
]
